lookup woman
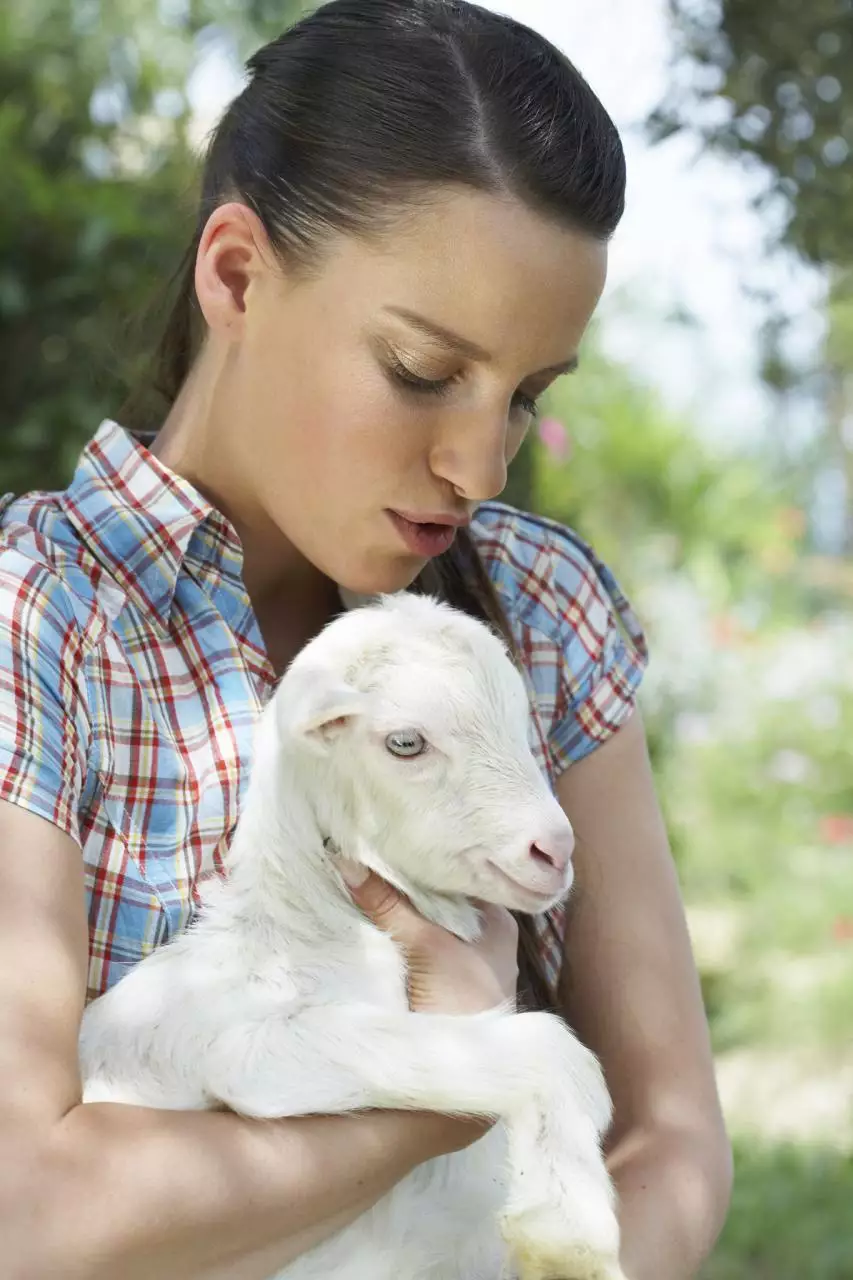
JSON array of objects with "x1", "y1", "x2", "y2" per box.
[{"x1": 0, "y1": 1, "x2": 732, "y2": 1276}]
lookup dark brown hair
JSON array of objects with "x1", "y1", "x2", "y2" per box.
[{"x1": 123, "y1": 0, "x2": 626, "y2": 1010}]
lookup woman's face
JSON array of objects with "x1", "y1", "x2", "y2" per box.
[{"x1": 195, "y1": 186, "x2": 608, "y2": 597}]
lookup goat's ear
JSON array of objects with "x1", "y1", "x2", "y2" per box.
[{"x1": 279, "y1": 673, "x2": 367, "y2": 748}]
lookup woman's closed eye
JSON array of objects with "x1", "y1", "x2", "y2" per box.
[{"x1": 385, "y1": 355, "x2": 541, "y2": 418}]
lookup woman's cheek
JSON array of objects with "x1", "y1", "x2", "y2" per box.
[{"x1": 505, "y1": 416, "x2": 532, "y2": 464}]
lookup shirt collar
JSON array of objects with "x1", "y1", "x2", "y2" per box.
[{"x1": 60, "y1": 420, "x2": 246, "y2": 627}]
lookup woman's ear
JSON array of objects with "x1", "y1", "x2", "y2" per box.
[{"x1": 194, "y1": 201, "x2": 275, "y2": 339}]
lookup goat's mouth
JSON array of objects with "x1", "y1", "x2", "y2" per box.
[{"x1": 485, "y1": 859, "x2": 569, "y2": 911}]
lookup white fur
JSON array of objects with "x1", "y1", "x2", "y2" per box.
[{"x1": 80, "y1": 593, "x2": 625, "y2": 1280}]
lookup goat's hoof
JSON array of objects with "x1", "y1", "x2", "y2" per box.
[{"x1": 501, "y1": 1207, "x2": 626, "y2": 1280}]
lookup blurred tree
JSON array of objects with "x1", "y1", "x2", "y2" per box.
[
  {"x1": 0, "y1": 0, "x2": 307, "y2": 495},
  {"x1": 0, "y1": 1, "x2": 195, "y2": 491},
  {"x1": 649, "y1": 0, "x2": 853, "y2": 268},
  {"x1": 649, "y1": 0, "x2": 853, "y2": 550},
  {"x1": 534, "y1": 343, "x2": 796, "y2": 606},
  {"x1": 823, "y1": 268, "x2": 853, "y2": 548}
]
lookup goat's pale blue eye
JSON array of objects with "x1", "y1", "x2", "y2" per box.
[{"x1": 385, "y1": 729, "x2": 427, "y2": 758}]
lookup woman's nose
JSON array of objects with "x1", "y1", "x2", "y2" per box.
[{"x1": 429, "y1": 411, "x2": 510, "y2": 504}]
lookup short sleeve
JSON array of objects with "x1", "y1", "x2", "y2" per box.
[
  {"x1": 470, "y1": 504, "x2": 648, "y2": 777},
  {"x1": 547, "y1": 527, "x2": 648, "y2": 771},
  {"x1": 0, "y1": 547, "x2": 91, "y2": 845}
]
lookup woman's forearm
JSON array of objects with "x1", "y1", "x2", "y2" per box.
[
  {"x1": 7, "y1": 1102, "x2": 472, "y2": 1280},
  {"x1": 607, "y1": 1122, "x2": 734, "y2": 1280}
]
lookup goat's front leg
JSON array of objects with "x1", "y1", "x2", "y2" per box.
[{"x1": 204, "y1": 1004, "x2": 625, "y2": 1280}]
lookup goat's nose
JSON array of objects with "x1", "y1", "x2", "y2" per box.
[{"x1": 529, "y1": 831, "x2": 574, "y2": 875}]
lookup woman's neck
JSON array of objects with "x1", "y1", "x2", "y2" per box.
[
  {"x1": 252, "y1": 577, "x2": 344, "y2": 679},
  {"x1": 148, "y1": 370, "x2": 341, "y2": 673}
]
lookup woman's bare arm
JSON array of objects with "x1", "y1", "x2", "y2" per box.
[
  {"x1": 556, "y1": 709, "x2": 733, "y2": 1280},
  {"x1": 0, "y1": 801, "x2": 479, "y2": 1280}
]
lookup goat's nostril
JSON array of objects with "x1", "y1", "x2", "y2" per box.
[
  {"x1": 529, "y1": 840, "x2": 572, "y2": 874},
  {"x1": 530, "y1": 842, "x2": 557, "y2": 868}
]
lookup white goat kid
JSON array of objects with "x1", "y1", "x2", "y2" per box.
[{"x1": 80, "y1": 593, "x2": 625, "y2": 1280}]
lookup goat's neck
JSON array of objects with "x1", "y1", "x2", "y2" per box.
[{"x1": 221, "y1": 737, "x2": 357, "y2": 943}]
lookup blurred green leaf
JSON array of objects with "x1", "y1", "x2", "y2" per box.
[{"x1": 651, "y1": 0, "x2": 853, "y2": 268}]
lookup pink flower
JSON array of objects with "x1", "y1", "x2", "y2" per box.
[
  {"x1": 832, "y1": 916, "x2": 853, "y2": 942},
  {"x1": 710, "y1": 614, "x2": 749, "y2": 649},
  {"x1": 818, "y1": 814, "x2": 853, "y2": 846},
  {"x1": 537, "y1": 416, "x2": 570, "y2": 462}
]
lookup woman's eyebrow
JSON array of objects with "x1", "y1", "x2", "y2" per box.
[{"x1": 383, "y1": 305, "x2": 579, "y2": 376}]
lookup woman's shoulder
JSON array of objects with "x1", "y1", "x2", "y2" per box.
[
  {"x1": 470, "y1": 502, "x2": 648, "y2": 769},
  {"x1": 0, "y1": 492, "x2": 96, "y2": 844},
  {"x1": 0, "y1": 489, "x2": 111, "y2": 646},
  {"x1": 0, "y1": 490, "x2": 78, "y2": 611},
  {"x1": 470, "y1": 500, "x2": 646, "y2": 656}
]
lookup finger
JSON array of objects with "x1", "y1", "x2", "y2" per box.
[
  {"x1": 338, "y1": 863, "x2": 417, "y2": 932},
  {"x1": 337, "y1": 858, "x2": 371, "y2": 890},
  {"x1": 478, "y1": 901, "x2": 518, "y2": 934}
]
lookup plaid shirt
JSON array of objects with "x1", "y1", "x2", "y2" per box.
[{"x1": 0, "y1": 421, "x2": 647, "y2": 1001}]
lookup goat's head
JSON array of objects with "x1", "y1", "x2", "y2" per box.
[{"x1": 272, "y1": 593, "x2": 575, "y2": 914}]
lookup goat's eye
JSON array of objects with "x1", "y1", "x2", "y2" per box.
[{"x1": 385, "y1": 729, "x2": 427, "y2": 758}]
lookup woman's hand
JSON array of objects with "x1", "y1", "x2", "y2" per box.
[
  {"x1": 338, "y1": 862, "x2": 518, "y2": 1155},
  {"x1": 338, "y1": 861, "x2": 518, "y2": 1015}
]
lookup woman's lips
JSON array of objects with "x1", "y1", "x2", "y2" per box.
[{"x1": 387, "y1": 510, "x2": 461, "y2": 557}]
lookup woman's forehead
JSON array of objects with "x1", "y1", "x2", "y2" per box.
[{"x1": 311, "y1": 188, "x2": 607, "y2": 361}]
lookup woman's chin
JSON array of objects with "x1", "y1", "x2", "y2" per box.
[{"x1": 337, "y1": 560, "x2": 425, "y2": 602}]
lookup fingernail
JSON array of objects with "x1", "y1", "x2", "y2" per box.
[{"x1": 338, "y1": 858, "x2": 369, "y2": 888}]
